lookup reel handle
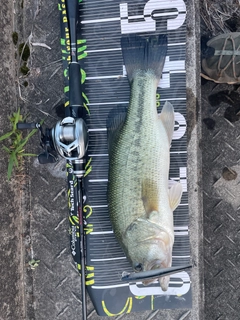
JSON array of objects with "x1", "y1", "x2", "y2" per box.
[{"x1": 17, "y1": 122, "x2": 40, "y2": 130}]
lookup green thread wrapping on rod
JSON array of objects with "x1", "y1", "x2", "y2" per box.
[
  {"x1": 82, "y1": 92, "x2": 89, "y2": 104},
  {"x1": 78, "y1": 52, "x2": 87, "y2": 60},
  {"x1": 83, "y1": 103, "x2": 90, "y2": 115},
  {"x1": 81, "y1": 69, "x2": 86, "y2": 84},
  {"x1": 77, "y1": 39, "x2": 86, "y2": 44},
  {"x1": 78, "y1": 45, "x2": 87, "y2": 53}
]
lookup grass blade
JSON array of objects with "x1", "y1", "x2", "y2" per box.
[
  {"x1": 25, "y1": 128, "x2": 38, "y2": 140},
  {"x1": 0, "y1": 109, "x2": 43, "y2": 180},
  {"x1": 21, "y1": 153, "x2": 37, "y2": 157},
  {"x1": 2, "y1": 145, "x2": 11, "y2": 153},
  {"x1": 13, "y1": 108, "x2": 21, "y2": 131},
  {"x1": 0, "y1": 131, "x2": 13, "y2": 141},
  {"x1": 15, "y1": 138, "x2": 28, "y2": 153},
  {"x1": 7, "y1": 153, "x2": 17, "y2": 180},
  {"x1": 15, "y1": 128, "x2": 38, "y2": 153}
]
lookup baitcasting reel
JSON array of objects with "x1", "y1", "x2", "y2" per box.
[{"x1": 17, "y1": 116, "x2": 88, "y2": 177}]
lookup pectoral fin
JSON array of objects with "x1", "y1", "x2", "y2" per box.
[
  {"x1": 168, "y1": 182, "x2": 183, "y2": 211},
  {"x1": 158, "y1": 101, "x2": 175, "y2": 145}
]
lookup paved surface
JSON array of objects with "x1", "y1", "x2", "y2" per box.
[
  {"x1": 0, "y1": 1, "x2": 26, "y2": 319},
  {"x1": 3, "y1": 0, "x2": 233, "y2": 319},
  {"x1": 200, "y1": 1, "x2": 240, "y2": 319},
  {"x1": 0, "y1": 2, "x2": 25, "y2": 320},
  {"x1": 202, "y1": 80, "x2": 240, "y2": 320}
]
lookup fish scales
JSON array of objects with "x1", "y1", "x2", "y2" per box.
[
  {"x1": 108, "y1": 71, "x2": 171, "y2": 238},
  {"x1": 107, "y1": 34, "x2": 183, "y2": 291}
]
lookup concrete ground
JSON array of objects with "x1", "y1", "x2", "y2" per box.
[{"x1": 1, "y1": 0, "x2": 239, "y2": 319}]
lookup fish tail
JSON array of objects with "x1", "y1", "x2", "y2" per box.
[{"x1": 121, "y1": 34, "x2": 167, "y2": 83}]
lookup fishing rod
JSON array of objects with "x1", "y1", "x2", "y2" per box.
[
  {"x1": 64, "y1": 1, "x2": 88, "y2": 319},
  {"x1": 17, "y1": 0, "x2": 88, "y2": 319}
]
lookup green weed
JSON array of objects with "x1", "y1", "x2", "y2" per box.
[
  {"x1": 28, "y1": 259, "x2": 40, "y2": 270},
  {"x1": 0, "y1": 109, "x2": 37, "y2": 180}
]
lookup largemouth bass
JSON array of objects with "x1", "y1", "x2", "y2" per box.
[{"x1": 108, "y1": 34, "x2": 183, "y2": 291}]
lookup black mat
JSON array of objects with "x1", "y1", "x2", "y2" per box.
[{"x1": 59, "y1": 0, "x2": 191, "y2": 316}]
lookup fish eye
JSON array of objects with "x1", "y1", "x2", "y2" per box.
[{"x1": 134, "y1": 263, "x2": 143, "y2": 272}]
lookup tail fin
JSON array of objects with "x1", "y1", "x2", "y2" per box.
[{"x1": 121, "y1": 34, "x2": 167, "y2": 83}]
